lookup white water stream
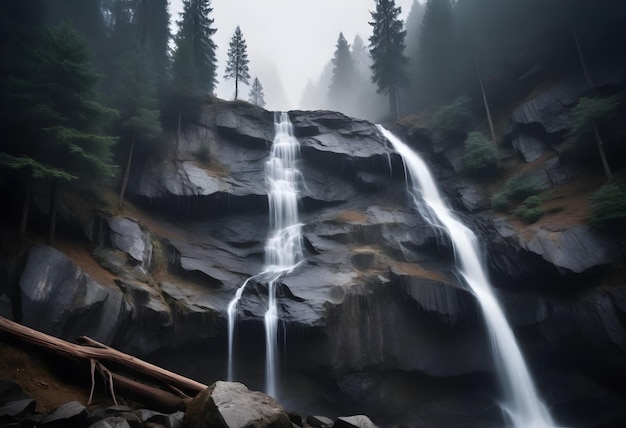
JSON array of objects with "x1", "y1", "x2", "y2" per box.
[
  {"x1": 227, "y1": 112, "x2": 304, "y2": 398},
  {"x1": 378, "y1": 126, "x2": 555, "y2": 428}
]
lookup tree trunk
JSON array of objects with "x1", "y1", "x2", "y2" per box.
[
  {"x1": 389, "y1": 86, "x2": 399, "y2": 121},
  {"x1": 18, "y1": 178, "x2": 32, "y2": 243},
  {"x1": 235, "y1": 76, "x2": 239, "y2": 101},
  {"x1": 176, "y1": 104, "x2": 182, "y2": 161},
  {"x1": 593, "y1": 121, "x2": 613, "y2": 181},
  {"x1": 572, "y1": 24, "x2": 596, "y2": 93},
  {"x1": 47, "y1": 180, "x2": 57, "y2": 245},
  {"x1": 0, "y1": 316, "x2": 206, "y2": 410},
  {"x1": 119, "y1": 136, "x2": 135, "y2": 209},
  {"x1": 475, "y1": 54, "x2": 500, "y2": 166}
]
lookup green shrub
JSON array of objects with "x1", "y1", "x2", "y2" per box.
[
  {"x1": 589, "y1": 181, "x2": 626, "y2": 226},
  {"x1": 491, "y1": 192, "x2": 511, "y2": 211},
  {"x1": 463, "y1": 132, "x2": 498, "y2": 175},
  {"x1": 514, "y1": 195, "x2": 544, "y2": 224},
  {"x1": 431, "y1": 95, "x2": 471, "y2": 137},
  {"x1": 491, "y1": 175, "x2": 543, "y2": 212}
]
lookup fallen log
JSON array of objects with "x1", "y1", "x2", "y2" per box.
[{"x1": 0, "y1": 316, "x2": 206, "y2": 411}]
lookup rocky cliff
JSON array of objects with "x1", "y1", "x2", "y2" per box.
[{"x1": 1, "y1": 94, "x2": 625, "y2": 427}]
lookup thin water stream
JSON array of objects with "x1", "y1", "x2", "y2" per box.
[{"x1": 227, "y1": 112, "x2": 304, "y2": 398}]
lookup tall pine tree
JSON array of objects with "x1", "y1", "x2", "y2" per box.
[
  {"x1": 0, "y1": 24, "x2": 117, "y2": 243},
  {"x1": 369, "y1": 0, "x2": 408, "y2": 120},
  {"x1": 177, "y1": 0, "x2": 218, "y2": 95},
  {"x1": 328, "y1": 32, "x2": 356, "y2": 114},
  {"x1": 224, "y1": 26, "x2": 251, "y2": 101}
]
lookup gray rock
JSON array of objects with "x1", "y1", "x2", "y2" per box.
[
  {"x1": 107, "y1": 217, "x2": 153, "y2": 272},
  {"x1": 19, "y1": 244, "x2": 128, "y2": 344},
  {"x1": 523, "y1": 225, "x2": 621, "y2": 274},
  {"x1": 0, "y1": 398, "x2": 36, "y2": 417},
  {"x1": 88, "y1": 416, "x2": 132, "y2": 428},
  {"x1": 305, "y1": 415, "x2": 333, "y2": 428},
  {"x1": 40, "y1": 401, "x2": 87, "y2": 425},
  {"x1": 183, "y1": 381, "x2": 291, "y2": 428},
  {"x1": 511, "y1": 132, "x2": 546, "y2": 162},
  {"x1": 334, "y1": 415, "x2": 376, "y2": 428}
]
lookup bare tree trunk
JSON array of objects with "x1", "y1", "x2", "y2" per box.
[
  {"x1": 176, "y1": 104, "x2": 182, "y2": 161},
  {"x1": 0, "y1": 316, "x2": 206, "y2": 410},
  {"x1": 389, "y1": 86, "x2": 399, "y2": 121},
  {"x1": 475, "y1": 54, "x2": 499, "y2": 166},
  {"x1": 235, "y1": 76, "x2": 239, "y2": 101},
  {"x1": 119, "y1": 136, "x2": 135, "y2": 209},
  {"x1": 593, "y1": 121, "x2": 613, "y2": 180},
  {"x1": 47, "y1": 180, "x2": 57, "y2": 245},
  {"x1": 572, "y1": 24, "x2": 595, "y2": 93},
  {"x1": 18, "y1": 178, "x2": 31, "y2": 243}
]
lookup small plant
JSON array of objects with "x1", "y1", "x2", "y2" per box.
[
  {"x1": 514, "y1": 195, "x2": 543, "y2": 224},
  {"x1": 491, "y1": 174, "x2": 543, "y2": 212},
  {"x1": 196, "y1": 143, "x2": 210, "y2": 161},
  {"x1": 463, "y1": 131, "x2": 498, "y2": 176},
  {"x1": 589, "y1": 181, "x2": 626, "y2": 227}
]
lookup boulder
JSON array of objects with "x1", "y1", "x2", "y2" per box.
[
  {"x1": 305, "y1": 415, "x2": 333, "y2": 428},
  {"x1": 183, "y1": 381, "x2": 291, "y2": 428},
  {"x1": 40, "y1": 401, "x2": 87, "y2": 426},
  {"x1": 19, "y1": 244, "x2": 128, "y2": 344},
  {"x1": 510, "y1": 132, "x2": 547, "y2": 162},
  {"x1": 334, "y1": 415, "x2": 376, "y2": 428},
  {"x1": 107, "y1": 217, "x2": 153, "y2": 272}
]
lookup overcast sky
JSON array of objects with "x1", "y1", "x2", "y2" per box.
[{"x1": 169, "y1": 0, "x2": 416, "y2": 110}]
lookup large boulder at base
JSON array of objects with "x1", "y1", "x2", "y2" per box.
[
  {"x1": 183, "y1": 381, "x2": 291, "y2": 428},
  {"x1": 334, "y1": 415, "x2": 376, "y2": 428}
]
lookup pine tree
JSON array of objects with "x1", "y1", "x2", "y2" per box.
[
  {"x1": 111, "y1": 49, "x2": 163, "y2": 208},
  {"x1": 369, "y1": 0, "x2": 408, "y2": 120},
  {"x1": 136, "y1": 0, "x2": 171, "y2": 92},
  {"x1": 328, "y1": 32, "x2": 356, "y2": 113},
  {"x1": 415, "y1": 0, "x2": 454, "y2": 106},
  {"x1": 177, "y1": 0, "x2": 218, "y2": 94},
  {"x1": 169, "y1": 38, "x2": 201, "y2": 158},
  {"x1": 224, "y1": 26, "x2": 251, "y2": 101},
  {"x1": 0, "y1": 24, "x2": 117, "y2": 243},
  {"x1": 248, "y1": 77, "x2": 266, "y2": 107}
]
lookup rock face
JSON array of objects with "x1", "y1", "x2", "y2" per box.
[
  {"x1": 6, "y1": 100, "x2": 626, "y2": 428},
  {"x1": 183, "y1": 382, "x2": 291, "y2": 428}
]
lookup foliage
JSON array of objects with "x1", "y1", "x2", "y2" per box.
[
  {"x1": 248, "y1": 77, "x2": 266, "y2": 107},
  {"x1": 431, "y1": 95, "x2": 472, "y2": 138},
  {"x1": 589, "y1": 182, "x2": 626, "y2": 227},
  {"x1": 176, "y1": 0, "x2": 218, "y2": 94},
  {"x1": 224, "y1": 25, "x2": 250, "y2": 100},
  {"x1": 328, "y1": 32, "x2": 356, "y2": 113},
  {"x1": 1, "y1": 23, "x2": 117, "y2": 184},
  {"x1": 491, "y1": 175, "x2": 543, "y2": 212},
  {"x1": 568, "y1": 95, "x2": 621, "y2": 141},
  {"x1": 368, "y1": 0, "x2": 408, "y2": 119},
  {"x1": 513, "y1": 195, "x2": 543, "y2": 224},
  {"x1": 463, "y1": 132, "x2": 498, "y2": 175}
]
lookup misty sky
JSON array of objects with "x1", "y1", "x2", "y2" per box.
[{"x1": 169, "y1": 0, "x2": 416, "y2": 110}]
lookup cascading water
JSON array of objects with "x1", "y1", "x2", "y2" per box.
[
  {"x1": 227, "y1": 112, "x2": 304, "y2": 398},
  {"x1": 378, "y1": 126, "x2": 555, "y2": 428}
]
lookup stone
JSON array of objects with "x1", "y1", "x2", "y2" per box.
[
  {"x1": 40, "y1": 401, "x2": 87, "y2": 425},
  {"x1": 334, "y1": 415, "x2": 376, "y2": 428},
  {"x1": 183, "y1": 381, "x2": 291, "y2": 428},
  {"x1": 19, "y1": 244, "x2": 128, "y2": 345},
  {"x1": 88, "y1": 416, "x2": 132, "y2": 428},
  {"x1": 510, "y1": 132, "x2": 546, "y2": 162},
  {"x1": 107, "y1": 217, "x2": 153, "y2": 272},
  {"x1": 0, "y1": 398, "x2": 36, "y2": 417},
  {"x1": 305, "y1": 415, "x2": 333, "y2": 428}
]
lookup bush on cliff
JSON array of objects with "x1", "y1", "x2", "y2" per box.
[
  {"x1": 463, "y1": 131, "x2": 498, "y2": 176},
  {"x1": 590, "y1": 181, "x2": 626, "y2": 227},
  {"x1": 514, "y1": 195, "x2": 543, "y2": 224},
  {"x1": 491, "y1": 175, "x2": 543, "y2": 212}
]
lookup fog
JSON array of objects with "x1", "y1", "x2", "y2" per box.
[{"x1": 169, "y1": 0, "x2": 415, "y2": 111}]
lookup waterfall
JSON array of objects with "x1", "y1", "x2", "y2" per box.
[
  {"x1": 227, "y1": 112, "x2": 304, "y2": 398},
  {"x1": 378, "y1": 126, "x2": 555, "y2": 428}
]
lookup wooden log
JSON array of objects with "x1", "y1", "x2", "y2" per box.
[{"x1": 0, "y1": 316, "x2": 207, "y2": 409}]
